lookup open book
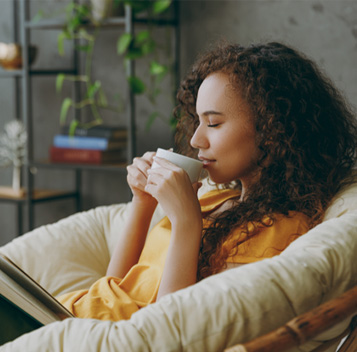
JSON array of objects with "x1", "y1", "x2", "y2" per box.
[{"x1": 0, "y1": 253, "x2": 74, "y2": 345}]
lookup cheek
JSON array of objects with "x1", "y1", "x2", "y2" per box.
[{"x1": 229, "y1": 131, "x2": 258, "y2": 163}]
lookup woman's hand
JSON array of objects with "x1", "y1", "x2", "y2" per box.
[
  {"x1": 127, "y1": 151, "x2": 157, "y2": 207},
  {"x1": 147, "y1": 156, "x2": 203, "y2": 299},
  {"x1": 107, "y1": 151, "x2": 157, "y2": 278},
  {"x1": 145, "y1": 156, "x2": 202, "y2": 227}
]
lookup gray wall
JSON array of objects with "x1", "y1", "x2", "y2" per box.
[
  {"x1": 1, "y1": 0, "x2": 356, "y2": 245},
  {"x1": 179, "y1": 0, "x2": 357, "y2": 108}
]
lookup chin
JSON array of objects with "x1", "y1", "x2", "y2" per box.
[{"x1": 208, "y1": 173, "x2": 234, "y2": 185}]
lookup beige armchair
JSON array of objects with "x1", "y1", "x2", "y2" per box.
[{"x1": 1, "y1": 178, "x2": 357, "y2": 352}]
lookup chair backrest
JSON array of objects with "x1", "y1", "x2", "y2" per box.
[{"x1": 224, "y1": 286, "x2": 357, "y2": 352}]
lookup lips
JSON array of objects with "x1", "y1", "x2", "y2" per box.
[{"x1": 198, "y1": 155, "x2": 216, "y2": 167}]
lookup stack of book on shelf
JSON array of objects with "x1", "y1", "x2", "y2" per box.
[{"x1": 49, "y1": 125, "x2": 127, "y2": 165}]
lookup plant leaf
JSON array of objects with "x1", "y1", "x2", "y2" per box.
[
  {"x1": 68, "y1": 120, "x2": 79, "y2": 136},
  {"x1": 67, "y1": 16, "x2": 81, "y2": 33},
  {"x1": 128, "y1": 76, "x2": 146, "y2": 95},
  {"x1": 57, "y1": 32, "x2": 67, "y2": 56},
  {"x1": 150, "y1": 61, "x2": 167, "y2": 76},
  {"x1": 153, "y1": 0, "x2": 172, "y2": 14},
  {"x1": 98, "y1": 87, "x2": 108, "y2": 107},
  {"x1": 117, "y1": 33, "x2": 133, "y2": 54},
  {"x1": 97, "y1": 87, "x2": 108, "y2": 107},
  {"x1": 76, "y1": 3, "x2": 90, "y2": 18},
  {"x1": 60, "y1": 98, "x2": 73, "y2": 125},
  {"x1": 56, "y1": 74, "x2": 66, "y2": 93},
  {"x1": 65, "y1": 2, "x2": 76, "y2": 14},
  {"x1": 87, "y1": 81, "x2": 101, "y2": 98},
  {"x1": 75, "y1": 44, "x2": 91, "y2": 52},
  {"x1": 32, "y1": 10, "x2": 44, "y2": 23},
  {"x1": 146, "y1": 111, "x2": 159, "y2": 130},
  {"x1": 135, "y1": 30, "x2": 150, "y2": 45},
  {"x1": 125, "y1": 48, "x2": 144, "y2": 60},
  {"x1": 140, "y1": 40, "x2": 155, "y2": 55},
  {"x1": 124, "y1": 0, "x2": 151, "y2": 14}
]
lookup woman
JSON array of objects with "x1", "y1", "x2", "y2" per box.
[{"x1": 58, "y1": 42, "x2": 357, "y2": 320}]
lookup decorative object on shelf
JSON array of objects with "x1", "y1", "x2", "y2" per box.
[
  {"x1": 0, "y1": 120, "x2": 27, "y2": 197},
  {"x1": 90, "y1": 0, "x2": 123, "y2": 22},
  {"x1": 0, "y1": 43, "x2": 37, "y2": 70}
]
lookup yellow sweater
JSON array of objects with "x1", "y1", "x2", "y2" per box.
[{"x1": 57, "y1": 189, "x2": 310, "y2": 321}]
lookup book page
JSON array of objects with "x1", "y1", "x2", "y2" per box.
[
  {"x1": 0, "y1": 294, "x2": 43, "y2": 345},
  {"x1": 1, "y1": 271, "x2": 60, "y2": 325},
  {"x1": 0, "y1": 254, "x2": 73, "y2": 321}
]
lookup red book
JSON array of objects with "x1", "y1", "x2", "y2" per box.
[{"x1": 49, "y1": 146, "x2": 126, "y2": 165}]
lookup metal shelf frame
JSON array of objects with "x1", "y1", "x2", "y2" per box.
[{"x1": 0, "y1": 0, "x2": 180, "y2": 236}]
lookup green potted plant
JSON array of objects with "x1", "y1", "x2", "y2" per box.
[
  {"x1": 56, "y1": 1, "x2": 117, "y2": 134},
  {"x1": 55, "y1": 0, "x2": 174, "y2": 134},
  {"x1": 117, "y1": 0, "x2": 174, "y2": 129}
]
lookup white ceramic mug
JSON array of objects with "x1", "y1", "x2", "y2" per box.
[{"x1": 151, "y1": 148, "x2": 203, "y2": 183}]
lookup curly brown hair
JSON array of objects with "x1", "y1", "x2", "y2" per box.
[{"x1": 174, "y1": 42, "x2": 357, "y2": 280}]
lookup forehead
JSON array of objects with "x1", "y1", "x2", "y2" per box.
[
  {"x1": 196, "y1": 72, "x2": 247, "y2": 116},
  {"x1": 197, "y1": 72, "x2": 232, "y2": 102}
]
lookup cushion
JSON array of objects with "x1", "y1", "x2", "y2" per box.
[
  {"x1": 1, "y1": 177, "x2": 356, "y2": 351},
  {"x1": 2, "y1": 211, "x2": 357, "y2": 352}
]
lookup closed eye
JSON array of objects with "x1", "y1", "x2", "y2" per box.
[{"x1": 207, "y1": 123, "x2": 220, "y2": 127}]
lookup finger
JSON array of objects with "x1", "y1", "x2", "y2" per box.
[
  {"x1": 142, "y1": 151, "x2": 156, "y2": 163},
  {"x1": 132, "y1": 157, "x2": 153, "y2": 176},
  {"x1": 151, "y1": 157, "x2": 193, "y2": 181},
  {"x1": 144, "y1": 182, "x2": 158, "y2": 199},
  {"x1": 148, "y1": 158, "x2": 191, "y2": 187},
  {"x1": 127, "y1": 171, "x2": 147, "y2": 191},
  {"x1": 151, "y1": 156, "x2": 181, "y2": 171},
  {"x1": 127, "y1": 162, "x2": 151, "y2": 189}
]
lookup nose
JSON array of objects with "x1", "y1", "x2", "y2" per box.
[{"x1": 190, "y1": 123, "x2": 208, "y2": 150}]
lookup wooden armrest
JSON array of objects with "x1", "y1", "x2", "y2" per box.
[{"x1": 225, "y1": 286, "x2": 357, "y2": 352}]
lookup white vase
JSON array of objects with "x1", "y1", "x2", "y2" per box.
[
  {"x1": 12, "y1": 165, "x2": 21, "y2": 191},
  {"x1": 90, "y1": 0, "x2": 115, "y2": 21}
]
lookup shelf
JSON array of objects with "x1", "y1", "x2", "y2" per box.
[
  {"x1": 0, "y1": 187, "x2": 78, "y2": 203},
  {"x1": 0, "y1": 69, "x2": 24, "y2": 77},
  {"x1": 25, "y1": 18, "x2": 66, "y2": 30},
  {"x1": 25, "y1": 17, "x2": 126, "y2": 30},
  {"x1": 1, "y1": 0, "x2": 178, "y2": 236},
  {"x1": 30, "y1": 160, "x2": 128, "y2": 173},
  {"x1": 25, "y1": 15, "x2": 176, "y2": 31},
  {"x1": 134, "y1": 17, "x2": 178, "y2": 27},
  {"x1": 1, "y1": 68, "x2": 77, "y2": 77},
  {"x1": 30, "y1": 68, "x2": 77, "y2": 76}
]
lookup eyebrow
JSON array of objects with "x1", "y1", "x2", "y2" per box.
[{"x1": 201, "y1": 110, "x2": 224, "y2": 117}]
